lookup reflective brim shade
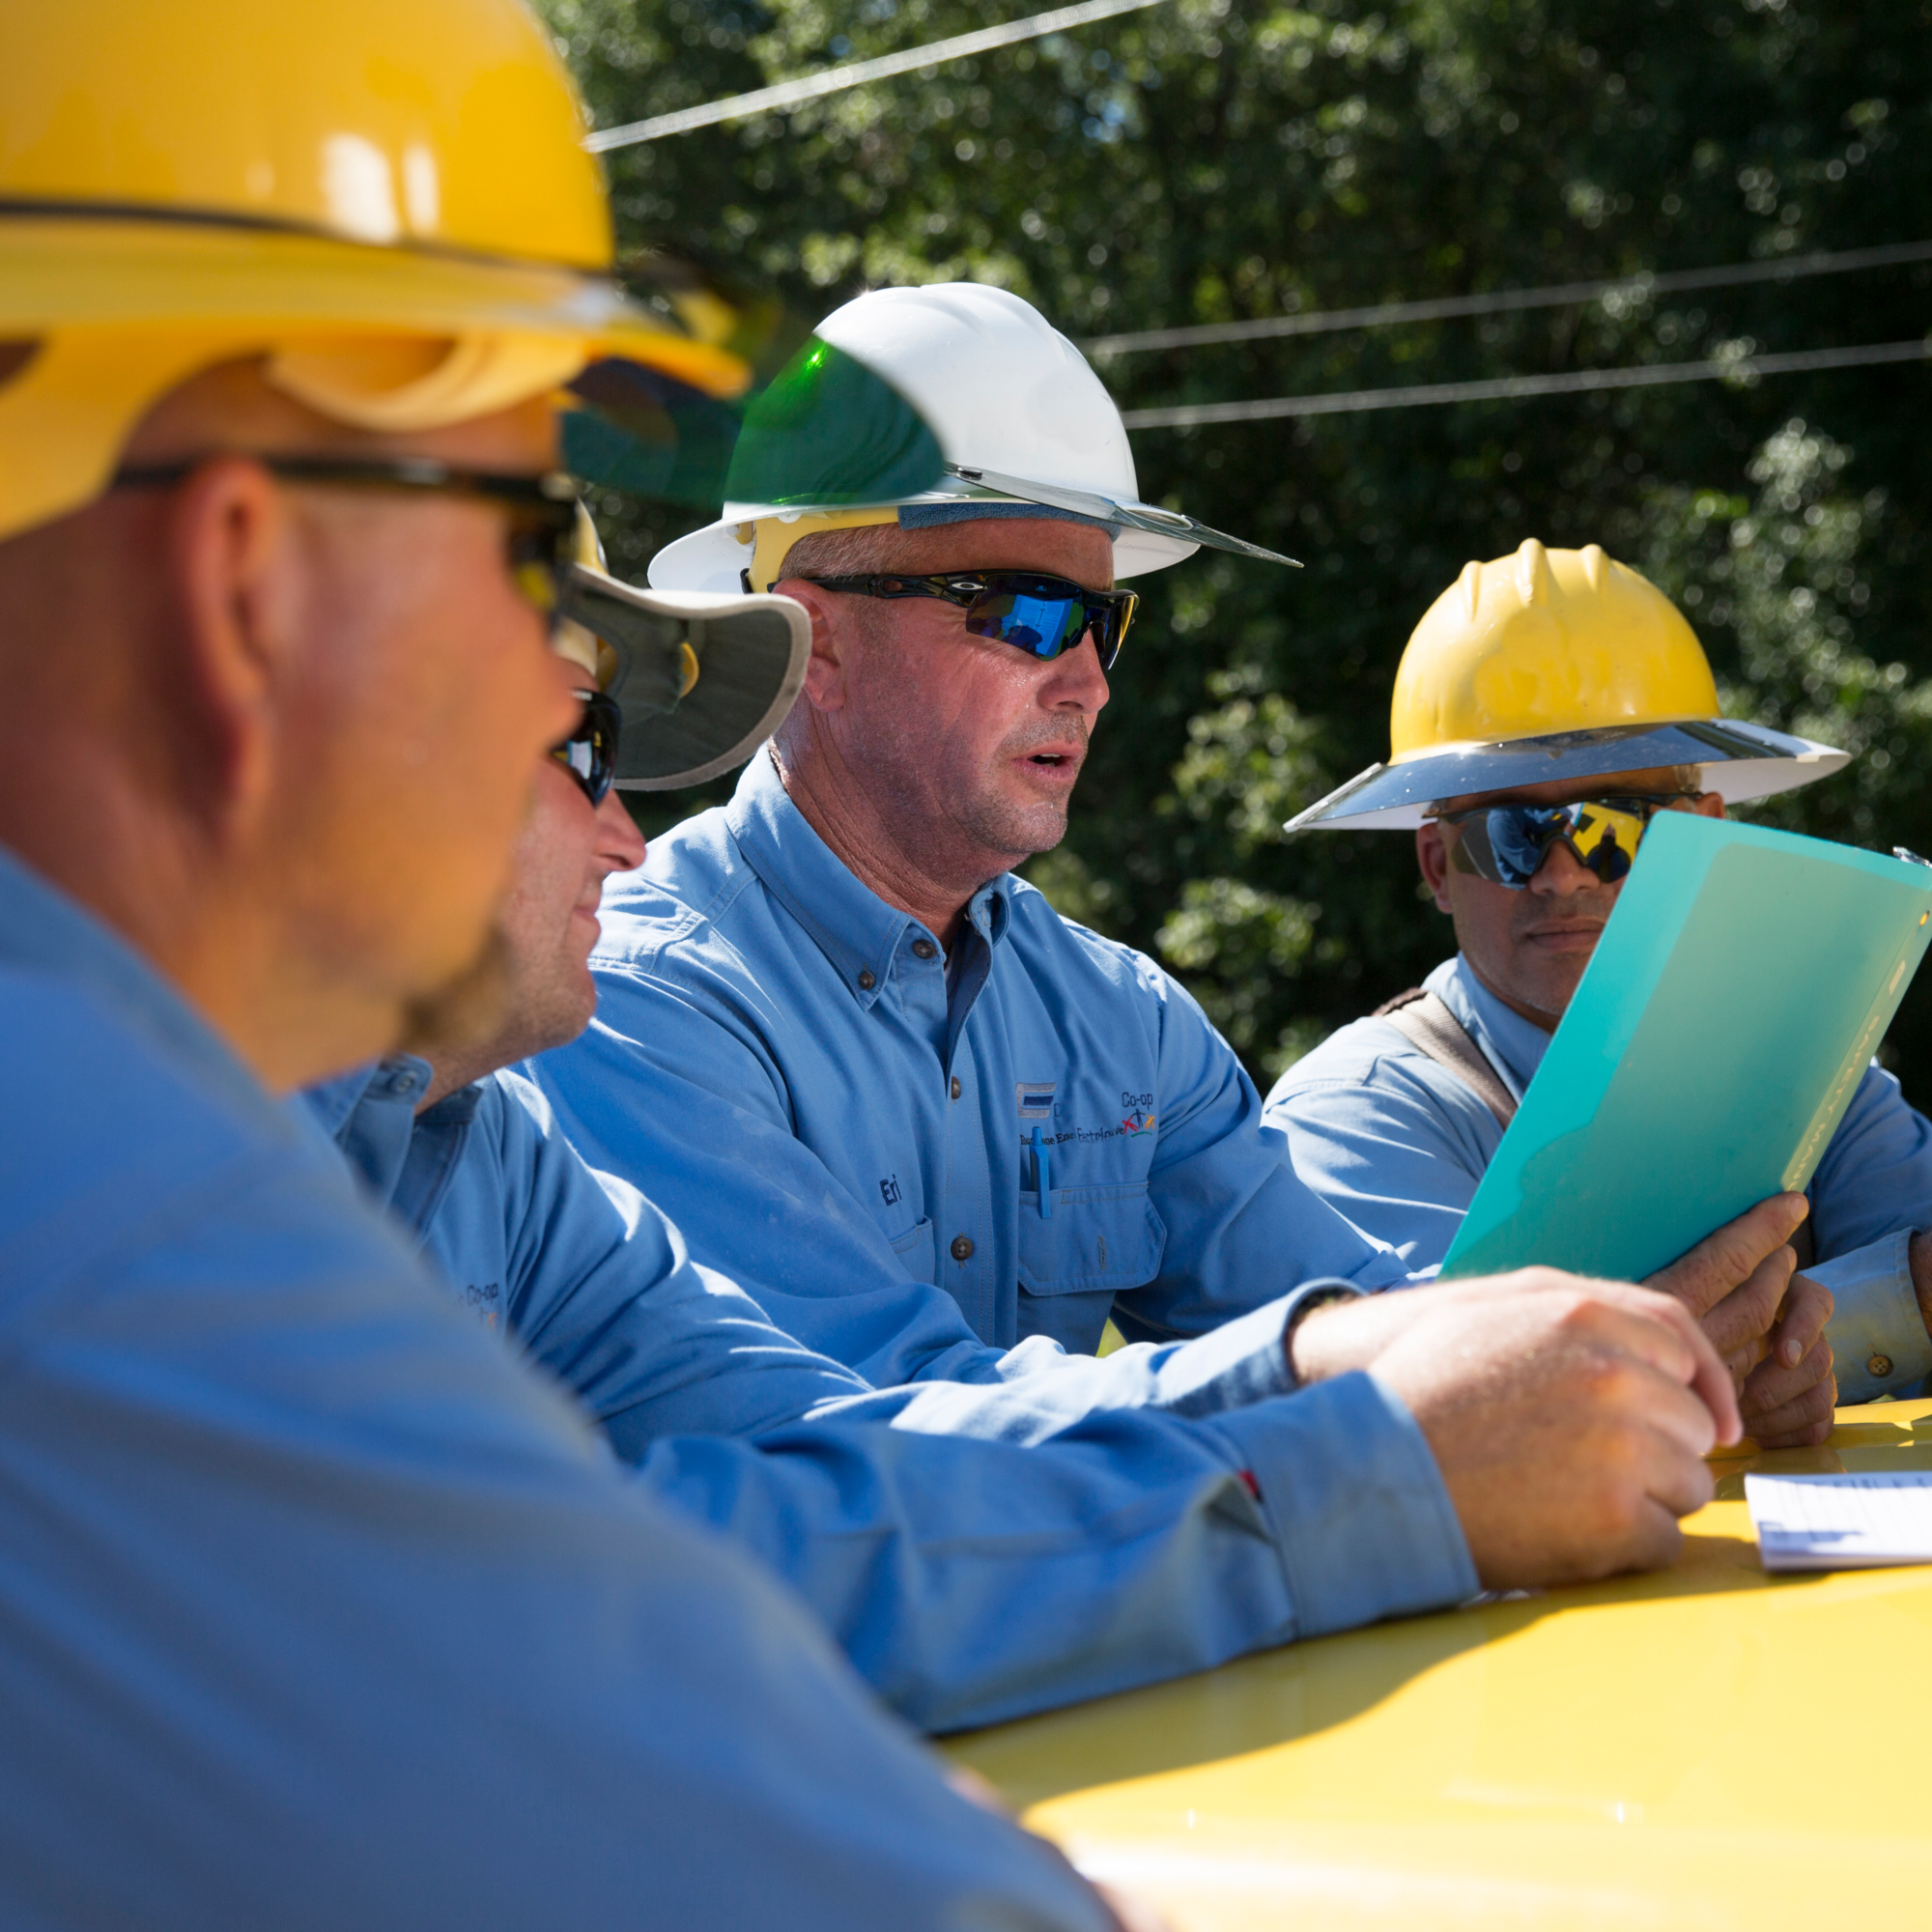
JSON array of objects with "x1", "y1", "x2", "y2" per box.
[
  {"x1": 563, "y1": 339, "x2": 948, "y2": 513},
  {"x1": 555, "y1": 565, "x2": 810, "y2": 790},
  {"x1": 943, "y1": 464, "x2": 1300, "y2": 568},
  {"x1": 1285, "y1": 719, "x2": 1852, "y2": 833},
  {"x1": 561, "y1": 357, "x2": 746, "y2": 510}
]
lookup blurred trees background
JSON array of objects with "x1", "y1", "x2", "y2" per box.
[{"x1": 543, "y1": 0, "x2": 1932, "y2": 1087}]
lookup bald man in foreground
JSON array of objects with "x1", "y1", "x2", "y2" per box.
[{"x1": 0, "y1": 0, "x2": 1142, "y2": 1923}]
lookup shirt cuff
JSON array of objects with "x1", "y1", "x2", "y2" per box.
[
  {"x1": 1813, "y1": 1230, "x2": 1932, "y2": 1402},
  {"x1": 1135, "y1": 1280, "x2": 1356, "y2": 1419},
  {"x1": 1206, "y1": 1370, "x2": 1478, "y2": 1638}
]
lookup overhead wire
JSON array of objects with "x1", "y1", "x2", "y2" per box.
[
  {"x1": 586, "y1": 0, "x2": 1168, "y2": 152},
  {"x1": 1084, "y1": 239, "x2": 1932, "y2": 355},
  {"x1": 1119, "y1": 336, "x2": 1932, "y2": 429}
]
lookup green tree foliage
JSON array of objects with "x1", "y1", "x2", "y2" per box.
[{"x1": 544, "y1": 0, "x2": 1932, "y2": 1083}]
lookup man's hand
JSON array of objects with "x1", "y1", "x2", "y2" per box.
[
  {"x1": 1314, "y1": 1271, "x2": 1740, "y2": 1591},
  {"x1": 1291, "y1": 1194, "x2": 1813, "y2": 1390},
  {"x1": 1643, "y1": 1193, "x2": 1808, "y2": 1381},
  {"x1": 1739, "y1": 1329, "x2": 1837, "y2": 1448}
]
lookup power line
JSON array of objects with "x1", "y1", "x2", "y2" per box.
[
  {"x1": 586, "y1": 0, "x2": 1167, "y2": 153},
  {"x1": 1084, "y1": 239, "x2": 1932, "y2": 355},
  {"x1": 1119, "y1": 335, "x2": 1932, "y2": 429}
]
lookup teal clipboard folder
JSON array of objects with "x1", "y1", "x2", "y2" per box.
[{"x1": 1439, "y1": 814, "x2": 1932, "y2": 1284}]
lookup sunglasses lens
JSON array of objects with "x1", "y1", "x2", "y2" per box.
[
  {"x1": 552, "y1": 692, "x2": 620, "y2": 806},
  {"x1": 1570, "y1": 804, "x2": 1649, "y2": 883},
  {"x1": 1454, "y1": 810, "x2": 1548, "y2": 888},
  {"x1": 966, "y1": 588, "x2": 1088, "y2": 659}
]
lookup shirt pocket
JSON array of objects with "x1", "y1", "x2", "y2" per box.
[
  {"x1": 888, "y1": 1215, "x2": 936, "y2": 1285},
  {"x1": 1016, "y1": 1182, "x2": 1166, "y2": 1295}
]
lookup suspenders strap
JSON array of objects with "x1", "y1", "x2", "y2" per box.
[{"x1": 1370, "y1": 988, "x2": 1519, "y2": 1131}]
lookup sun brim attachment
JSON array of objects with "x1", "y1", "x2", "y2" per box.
[
  {"x1": 1284, "y1": 718, "x2": 1852, "y2": 833},
  {"x1": 554, "y1": 565, "x2": 810, "y2": 790},
  {"x1": 724, "y1": 337, "x2": 948, "y2": 508},
  {"x1": 562, "y1": 356, "x2": 749, "y2": 510},
  {"x1": 944, "y1": 464, "x2": 1301, "y2": 568}
]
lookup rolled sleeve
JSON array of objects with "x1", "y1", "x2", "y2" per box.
[
  {"x1": 1812, "y1": 1232, "x2": 1932, "y2": 1403},
  {"x1": 1205, "y1": 1370, "x2": 1478, "y2": 1636}
]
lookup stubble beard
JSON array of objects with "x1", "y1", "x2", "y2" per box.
[{"x1": 393, "y1": 921, "x2": 516, "y2": 1066}]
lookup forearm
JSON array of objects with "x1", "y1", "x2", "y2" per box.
[{"x1": 636, "y1": 1384, "x2": 1475, "y2": 1734}]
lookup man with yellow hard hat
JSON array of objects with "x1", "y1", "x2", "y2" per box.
[
  {"x1": 1270, "y1": 539, "x2": 1932, "y2": 1437},
  {"x1": 0, "y1": 3, "x2": 1132, "y2": 1925}
]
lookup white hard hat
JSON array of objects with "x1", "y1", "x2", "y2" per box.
[{"x1": 648, "y1": 283, "x2": 1296, "y2": 594}]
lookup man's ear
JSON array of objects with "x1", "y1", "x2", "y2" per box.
[
  {"x1": 1416, "y1": 821, "x2": 1456, "y2": 914},
  {"x1": 1692, "y1": 790, "x2": 1726, "y2": 820},
  {"x1": 162, "y1": 457, "x2": 295, "y2": 834},
  {"x1": 773, "y1": 576, "x2": 856, "y2": 715}
]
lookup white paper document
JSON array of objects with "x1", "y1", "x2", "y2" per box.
[{"x1": 1745, "y1": 1471, "x2": 1932, "y2": 1572}]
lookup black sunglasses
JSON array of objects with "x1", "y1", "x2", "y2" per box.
[
  {"x1": 802, "y1": 570, "x2": 1136, "y2": 670},
  {"x1": 552, "y1": 689, "x2": 621, "y2": 807},
  {"x1": 112, "y1": 456, "x2": 582, "y2": 638}
]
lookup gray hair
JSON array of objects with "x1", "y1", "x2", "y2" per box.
[{"x1": 771, "y1": 523, "x2": 925, "y2": 583}]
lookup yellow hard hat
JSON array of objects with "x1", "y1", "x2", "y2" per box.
[
  {"x1": 0, "y1": 0, "x2": 750, "y2": 542},
  {"x1": 1288, "y1": 539, "x2": 1848, "y2": 832}
]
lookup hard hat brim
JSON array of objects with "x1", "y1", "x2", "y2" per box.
[
  {"x1": 941, "y1": 465, "x2": 1299, "y2": 570},
  {"x1": 1285, "y1": 719, "x2": 1851, "y2": 833},
  {"x1": 556, "y1": 567, "x2": 809, "y2": 791},
  {"x1": 646, "y1": 470, "x2": 1295, "y2": 594},
  {"x1": 0, "y1": 215, "x2": 750, "y2": 541},
  {"x1": 0, "y1": 215, "x2": 748, "y2": 395}
]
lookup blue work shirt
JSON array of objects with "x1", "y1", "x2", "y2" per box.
[
  {"x1": 0, "y1": 842, "x2": 1117, "y2": 1932},
  {"x1": 1266, "y1": 953, "x2": 1932, "y2": 1404},
  {"x1": 304, "y1": 1060, "x2": 1477, "y2": 1732},
  {"x1": 532, "y1": 749, "x2": 1409, "y2": 1389}
]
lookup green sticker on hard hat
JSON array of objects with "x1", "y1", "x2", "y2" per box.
[{"x1": 724, "y1": 338, "x2": 947, "y2": 507}]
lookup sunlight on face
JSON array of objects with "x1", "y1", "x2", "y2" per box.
[{"x1": 819, "y1": 518, "x2": 1117, "y2": 875}]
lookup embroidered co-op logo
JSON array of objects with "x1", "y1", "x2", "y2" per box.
[{"x1": 1121, "y1": 1090, "x2": 1155, "y2": 1135}]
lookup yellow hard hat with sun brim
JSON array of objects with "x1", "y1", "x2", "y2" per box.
[
  {"x1": 1286, "y1": 539, "x2": 1849, "y2": 833},
  {"x1": 0, "y1": 0, "x2": 826, "y2": 791},
  {"x1": 0, "y1": 0, "x2": 749, "y2": 544}
]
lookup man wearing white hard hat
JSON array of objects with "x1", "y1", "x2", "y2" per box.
[
  {"x1": 1268, "y1": 540, "x2": 1932, "y2": 1435},
  {"x1": 533, "y1": 283, "x2": 1801, "y2": 1608}
]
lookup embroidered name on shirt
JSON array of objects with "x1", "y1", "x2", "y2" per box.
[{"x1": 1016, "y1": 1082, "x2": 1056, "y2": 1119}]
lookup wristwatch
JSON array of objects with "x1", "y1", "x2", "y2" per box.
[{"x1": 1280, "y1": 1279, "x2": 1365, "y2": 1386}]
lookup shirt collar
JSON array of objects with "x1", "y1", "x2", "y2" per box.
[
  {"x1": 725, "y1": 750, "x2": 1012, "y2": 1007},
  {"x1": 1428, "y1": 952, "x2": 1554, "y2": 1101},
  {"x1": 298, "y1": 1054, "x2": 440, "y2": 1206},
  {"x1": 0, "y1": 841, "x2": 270, "y2": 1122}
]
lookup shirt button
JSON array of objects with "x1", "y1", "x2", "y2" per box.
[
  {"x1": 912, "y1": 938, "x2": 937, "y2": 960},
  {"x1": 857, "y1": 969, "x2": 875, "y2": 991},
  {"x1": 1869, "y1": 1353, "x2": 1894, "y2": 1378},
  {"x1": 950, "y1": 1076, "x2": 962, "y2": 1100},
  {"x1": 950, "y1": 1235, "x2": 975, "y2": 1263}
]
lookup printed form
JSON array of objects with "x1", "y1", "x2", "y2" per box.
[{"x1": 1745, "y1": 1471, "x2": 1932, "y2": 1572}]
